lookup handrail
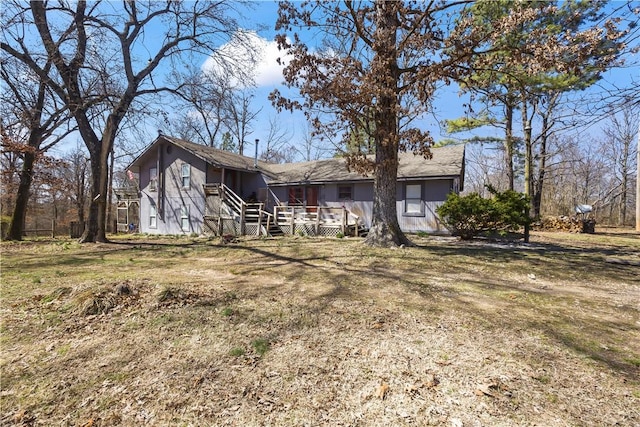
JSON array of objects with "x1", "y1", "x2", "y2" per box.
[
  {"x1": 220, "y1": 183, "x2": 245, "y2": 215},
  {"x1": 268, "y1": 188, "x2": 282, "y2": 207}
]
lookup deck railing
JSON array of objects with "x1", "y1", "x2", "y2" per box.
[
  {"x1": 274, "y1": 206, "x2": 361, "y2": 236},
  {"x1": 203, "y1": 184, "x2": 363, "y2": 237}
]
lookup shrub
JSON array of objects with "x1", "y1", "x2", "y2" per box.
[{"x1": 436, "y1": 188, "x2": 530, "y2": 240}]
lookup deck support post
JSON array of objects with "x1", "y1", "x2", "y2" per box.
[
  {"x1": 315, "y1": 207, "x2": 321, "y2": 235},
  {"x1": 290, "y1": 207, "x2": 295, "y2": 234}
]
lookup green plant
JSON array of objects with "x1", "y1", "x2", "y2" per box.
[
  {"x1": 436, "y1": 187, "x2": 530, "y2": 240},
  {"x1": 625, "y1": 356, "x2": 640, "y2": 367},
  {"x1": 336, "y1": 232, "x2": 344, "y2": 239},
  {"x1": 230, "y1": 347, "x2": 245, "y2": 357},
  {"x1": 251, "y1": 338, "x2": 270, "y2": 356},
  {"x1": 416, "y1": 231, "x2": 428, "y2": 238},
  {"x1": 221, "y1": 307, "x2": 234, "y2": 317}
]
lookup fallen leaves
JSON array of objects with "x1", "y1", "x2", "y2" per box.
[
  {"x1": 474, "y1": 382, "x2": 497, "y2": 397},
  {"x1": 474, "y1": 379, "x2": 511, "y2": 398},
  {"x1": 12, "y1": 410, "x2": 35, "y2": 425},
  {"x1": 425, "y1": 373, "x2": 440, "y2": 388},
  {"x1": 376, "y1": 383, "x2": 390, "y2": 399}
]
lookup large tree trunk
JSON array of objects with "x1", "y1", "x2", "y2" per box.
[
  {"x1": 533, "y1": 111, "x2": 549, "y2": 219},
  {"x1": 78, "y1": 107, "x2": 122, "y2": 243},
  {"x1": 364, "y1": 1, "x2": 410, "y2": 247},
  {"x1": 504, "y1": 102, "x2": 515, "y2": 191},
  {"x1": 522, "y1": 99, "x2": 532, "y2": 200},
  {"x1": 79, "y1": 130, "x2": 112, "y2": 243},
  {"x1": 106, "y1": 145, "x2": 115, "y2": 233},
  {"x1": 5, "y1": 150, "x2": 36, "y2": 241},
  {"x1": 366, "y1": 144, "x2": 410, "y2": 247},
  {"x1": 532, "y1": 142, "x2": 546, "y2": 219}
]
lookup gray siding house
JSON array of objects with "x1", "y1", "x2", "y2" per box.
[{"x1": 125, "y1": 135, "x2": 464, "y2": 236}]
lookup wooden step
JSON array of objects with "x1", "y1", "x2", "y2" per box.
[{"x1": 267, "y1": 224, "x2": 284, "y2": 237}]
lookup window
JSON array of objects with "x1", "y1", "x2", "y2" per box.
[
  {"x1": 180, "y1": 205, "x2": 190, "y2": 232},
  {"x1": 149, "y1": 167, "x2": 157, "y2": 192},
  {"x1": 149, "y1": 204, "x2": 157, "y2": 228},
  {"x1": 288, "y1": 187, "x2": 303, "y2": 205},
  {"x1": 338, "y1": 185, "x2": 353, "y2": 201},
  {"x1": 181, "y1": 163, "x2": 191, "y2": 188},
  {"x1": 404, "y1": 183, "x2": 423, "y2": 216}
]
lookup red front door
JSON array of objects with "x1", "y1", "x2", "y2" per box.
[
  {"x1": 306, "y1": 186, "x2": 318, "y2": 212},
  {"x1": 288, "y1": 186, "x2": 318, "y2": 211}
]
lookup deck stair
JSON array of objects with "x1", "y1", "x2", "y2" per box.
[{"x1": 203, "y1": 183, "x2": 281, "y2": 237}]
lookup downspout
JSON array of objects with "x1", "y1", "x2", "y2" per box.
[{"x1": 157, "y1": 139, "x2": 163, "y2": 219}]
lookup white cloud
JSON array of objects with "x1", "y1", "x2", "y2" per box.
[{"x1": 202, "y1": 30, "x2": 291, "y2": 88}]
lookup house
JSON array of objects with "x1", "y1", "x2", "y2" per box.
[{"x1": 123, "y1": 134, "x2": 465, "y2": 236}]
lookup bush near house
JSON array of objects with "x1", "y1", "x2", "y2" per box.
[{"x1": 437, "y1": 188, "x2": 531, "y2": 240}]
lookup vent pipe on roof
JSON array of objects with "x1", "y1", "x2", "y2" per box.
[{"x1": 254, "y1": 139, "x2": 259, "y2": 168}]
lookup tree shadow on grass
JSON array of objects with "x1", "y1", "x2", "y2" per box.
[
  {"x1": 224, "y1": 238, "x2": 640, "y2": 381},
  {"x1": 5, "y1": 236, "x2": 638, "y2": 381}
]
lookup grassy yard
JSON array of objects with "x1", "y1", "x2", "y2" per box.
[{"x1": 1, "y1": 230, "x2": 638, "y2": 426}]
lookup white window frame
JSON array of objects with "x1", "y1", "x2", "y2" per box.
[
  {"x1": 149, "y1": 204, "x2": 157, "y2": 228},
  {"x1": 149, "y1": 167, "x2": 157, "y2": 192},
  {"x1": 404, "y1": 183, "x2": 424, "y2": 216},
  {"x1": 180, "y1": 205, "x2": 190, "y2": 232},
  {"x1": 181, "y1": 163, "x2": 191, "y2": 189}
]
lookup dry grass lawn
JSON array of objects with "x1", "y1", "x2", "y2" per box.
[{"x1": 1, "y1": 229, "x2": 638, "y2": 426}]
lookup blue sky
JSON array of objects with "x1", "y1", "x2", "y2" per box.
[
  {"x1": 220, "y1": 1, "x2": 468, "y2": 158},
  {"x1": 48, "y1": 0, "x2": 638, "y2": 161},
  {"x1": 217, "y1": 1, "x2": 639, "y2": 158}
]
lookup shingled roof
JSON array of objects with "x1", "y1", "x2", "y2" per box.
[
  {"x1": 132, "y1": 135, "x2": 465, "y2": 185},
  {"x1": 165, "y1": 136, "x2": 271, "y2": 171},
  {"x1": 262, "y1": 144, "x2": 465, "y2": 185}
]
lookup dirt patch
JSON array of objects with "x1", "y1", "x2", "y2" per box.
[{"x1": 1, "y1": 231, "x2": 638, "y2": 426}]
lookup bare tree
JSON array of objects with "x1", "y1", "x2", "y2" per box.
[
  {"x1": 226, "y1": 89, "x2": 261, "y2": 156},
  {"x1": 541, "y1": 138, "x2": 603, "y2": 216},
  {"x1": 600, "y1": 104, "x2": 639, "y2": 225},
  {"x1": 0, "y1": 54, "x2": 75, "y2": 240},
  {"x1": 259, "y1": 116, "x2": 294, "y2": 163},
  {"x1": 2, "y1": 0, "x2": 253, "y2": 242},
  {"x1": 166, "y1": 65, "x2": 238, "y2": 147},
  {"x1": 58, "y1": 145, "x2": 91, "y2": 225}
]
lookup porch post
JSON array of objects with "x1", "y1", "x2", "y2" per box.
[
  {"x1": 290, "y1": 207, "x2": 295, "y2": 235},
  {"x1": 341, "y1": 208, "x2": 346, "y2": 234},
  {"x1": 240, "y1": 203, "x2": 246, "y2": 235},
  {"x1": 315, "y1": 207, "x2": 321, "y2": 235}
]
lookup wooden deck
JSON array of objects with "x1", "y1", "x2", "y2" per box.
[
  {"x1": 274, "y1": 206, "x2": 362, "y2": 237},
  {"x1": 203, "y1": 183, "x2": 364, "y2": 237}
]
